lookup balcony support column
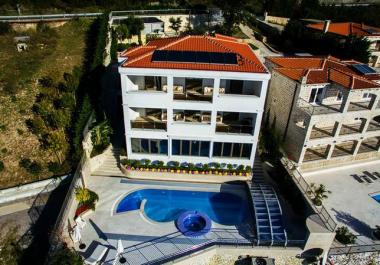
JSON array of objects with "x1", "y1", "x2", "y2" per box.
[
  {"x1": 361, "y1": 118, "x2": 371, "y2": 134},
  {"x1": 341, "y1": 90, "x2": 353, "y2": 113},
  {"x1": 326, "y1": 144, "x2": 335, "y2": 160},
  {"x1": 353, "y1": 140, "x2": 362, "y2": 156},
  {"x1": 370, "y1": 94, "x2": 380, "y2": 111},
  {"x1": 333, "y1": 122, "x2": 342, "y2": 137}
]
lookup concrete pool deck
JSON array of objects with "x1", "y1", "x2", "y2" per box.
[
  {"x1": 75, "y1": 175, "x2": 255, "y2": 264},
  {"x1": 302, "y1": 160, "x2": 380, "y2": 245}
]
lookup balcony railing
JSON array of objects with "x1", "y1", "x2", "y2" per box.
[
  {"x1": 331, "y1": 143, "x2": 355, "y2": 158},
  {"x1": 131, "y1": 121, "x2": 167, "y2": 130},
  {"x1": 297, "y1": 98, "x2": 341, "y2": 116},
  {"x1": 358, "y1": 139, "x2": 380, "y2": 154},
  {"x1": 216, "y1": 123, "x2": 254, "y2": 134},
  {"x1": 303, "y1": 147, "x2": 329, "y2": 162}
]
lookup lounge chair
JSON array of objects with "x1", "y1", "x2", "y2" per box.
[
  {"x1": 84, "y1": 244, "x2": 108, "y2": 265},
  {"x1": 363, "y1": 171, "x2": 377, "y2": 180},
  {"x1": 373, "y1": 172, "x2": 380, "y2": 179},
  {"x1": 361, "y1": 175, "x2": 373, "y2": 183},
  {"x1": 351, "y1": 174, "x2": 364, "y2": 183},
  {"x1": 75, "y1": 216, "x2": 87, "y2": 229}
]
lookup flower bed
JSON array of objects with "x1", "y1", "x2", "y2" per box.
[{"x1": 121, "y1": 159, "x2": 252, "y2": 177}]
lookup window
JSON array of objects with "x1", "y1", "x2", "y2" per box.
[
  {"x1": 362, "y1": 93, "x2": 372, "y2": 100},
  {"x1": 212, "y1": 142, "x2": 252, "y2": 159},
  {"x1": 309, "y1": 87, "x2": 324, "y2": 104},
  {"x1": 185, "y1": 78, "x2": 202, "y2": 91},
  {"x1": 171, "y1": 139, "x2": 210, "y2": 156},
  {"x1": 144, "y1": 76, "x2": 163, "y2": 90},
  {"x1": 131, "y1": 138, "x2": 168, "y2": 154},
  {"x1": 336, "y1": 91, "x2": 343, "y2": 101}
]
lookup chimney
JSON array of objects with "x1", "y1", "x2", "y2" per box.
[{"x1": 323, "y1": 20, "x2": 331, "y2": 33}]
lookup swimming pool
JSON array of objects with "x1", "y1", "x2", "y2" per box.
[
  {"x1": 372, "y1": 193, "x2": 380, "y2": 203},
  {"x1": 115, "y1": 188, "x2": 252, "y2": 225}
]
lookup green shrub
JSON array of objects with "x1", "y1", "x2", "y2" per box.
[
  {"x1": 75, "y1": 187, "x2": 99, "y2": 210},
  {"x1": 48, "y1": 246, "x2": 83, "y2": 265},
  {"x1": 16, "y1": 129, "x2": 24, "y2": 135},
  {"x1": 0, "y1": 124, "x2": 7, "y2": 132},
  {"x1": 1, "y1": 148, "x2": 7, "y2": 154},
  {"x1": 57, "y1": 93, "x2": 75, "y2": 109},
  {"x1": 26, "y1": 117, "x2": 46, "y2": 136},
  {"x1": 0, "y1": 22, "x2": 11, "y2": 35},
  {"x1": 48, "y1": 162, "x2": 61, "y2": 175},
  {"x1": 0, "y1": 161, "x2": 4, "y2": 172},
  {"x1": 335, "y1": 226, "x2": 357, "y2": 245},
  {"x1": 19, "y1": 159, "x2": 42, "y2": 175}
]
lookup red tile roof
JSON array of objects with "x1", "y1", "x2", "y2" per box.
[
  {"x1": 266, "y1": 56, "x2": 380, "y2": 89},
  {"x1": 307, "y1": 22, "x2": 380, "y2": 37},
  {"x1": 119, "y1": 35, "x2": 267, "y2": 73}
]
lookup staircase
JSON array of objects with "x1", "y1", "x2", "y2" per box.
[{"x1": 92, "y1": 147, "x2": 125, "y2": 176}]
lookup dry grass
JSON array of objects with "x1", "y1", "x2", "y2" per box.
[{"x1": 0, "y1": 19, "x2": 90, "y2": 188}]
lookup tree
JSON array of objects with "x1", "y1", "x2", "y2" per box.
[
  {"x1": 309, "y1": 183, "x2": 331, "y2": 206},
  {"x1": 46, "y1": 130, "x2": 66, "y2": 164},
  {"x1": 115, "y1": 24, "x2": 129, "y2": 42},
  {"x1": 343, "y1": 36, "x2": 370, "y2": 63},
  {"x1": 121, "y1": 16, "x2": 144, "y2": 43},
  {"x1": 169, "y1": 17, "x2": 182, "y2": 34}
]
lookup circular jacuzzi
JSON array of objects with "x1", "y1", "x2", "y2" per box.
[{"x1": 176, "y1": 211, "x2": 211, "y2": 237}]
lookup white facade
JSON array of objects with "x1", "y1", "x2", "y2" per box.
[{"x1": 118, "y1": 66, "x2": 270, "y2": 166}]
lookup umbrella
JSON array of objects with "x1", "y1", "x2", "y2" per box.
[
  {"x1": 73, "y1": 225, "x2": 81, "y2": 243},
  {"x1": 117, "y1": 239, "x2": 124, "y2": 255}
]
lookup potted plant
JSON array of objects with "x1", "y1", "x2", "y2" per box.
[
  {"x1": 372, "y1": 225, "x2": 380, "y2": 240},
  {"x1": 335, "y1": 226, "x2": 356, "y2": 245},
  {"x1": 309, "y1": 183, "x2": 331, "y2": 206},
  {"x1": 74, "y1": 187, "x2": 99, "y2": 219}
]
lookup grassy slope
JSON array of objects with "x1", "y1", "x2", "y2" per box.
[{"x1": 0, "y1": 19, "x2": 90, "y2": 188}]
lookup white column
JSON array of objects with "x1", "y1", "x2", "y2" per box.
[
  {"x1": 353, "y1": 140, "x2": 362, "y2": 156},
  {"x1": 334, "y1": 122, "x2": 342, "y2": 137},
  {"x1": 209, "y1": 141, "x2": 214, "y2": 159}
]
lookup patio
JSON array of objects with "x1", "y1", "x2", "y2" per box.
[
  {"x1": 74, "y1": 176, "x2": 255, "y2": 265},
  {"x1": 302, "y1": 160, "x2": 380, "y2": 245}
]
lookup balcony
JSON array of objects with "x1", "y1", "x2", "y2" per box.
[
  {"x1": 173, "y1": 78, "x2": 213, "y2": 102},
  {"x1": 128, "y1": 75, "x2": 167, "y2": 92},
  {"x1": 309, "y1": 125, "x2": 335, "y2": 139},
  {"x1": 303, "y1": 145, "x2": 329, "y2": 162},
  {"x1": 367, "y1": 121, "x2": 380, "y2": 132},
  {"x1": 173, "y1": 110, "x2": 211, "y2": 124},
  {"x1": 347, "y1": 101, "x2": 371, "y2": 112},
  {"x1": 358, "y1": 137, "x2": 380, "y2": 154},
  {"x1": 339, "y1": 123, "x2": 363, "y2": 135},
  {"x1": 215, "y1": 112, "x2": 255, "y2": 135},
  {"x1": 297, "y1": 98, "x2": 341, "y2": 116},
  {"x1": 331, "y1": 141, "x2": 355, "y2": 158},
  {"x1": 219, "y1": 79, "x2": 262, "y2": 96},
  {"x1": 129, "y1": 108, "x2": 167, "y2": 131}
]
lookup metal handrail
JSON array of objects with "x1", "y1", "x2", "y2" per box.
[
  {"x1": 216, "y1": 124, "x2": 254, "y2": 134},
  {"x1": 0, "y1": 12, "x2": 102, "y2": 21},
  {"x1": 281, "y1": 157, "x2": 337, "y2": 232},
  {"x1": 131, "y1": 120, "x2": 167, "y2": 130}
]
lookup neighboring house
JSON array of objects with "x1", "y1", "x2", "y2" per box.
[
  {"x1": 118, "y1": 34, "x2": 270, "y2": 166},
  {"x1": 307, "y1": 21, "x2": 380, "y2": 68},
  {"x1": 141, "y1": 17, "x2": 164, "y2": 35},
  {"x1": 265, "y1": 56, "x2": 380, "y2": 171}
]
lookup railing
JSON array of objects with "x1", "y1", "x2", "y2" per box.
[
  {"x1": 281, "y1": 157, "x2": 337, "y2": 232},
  {"x1": 367, "y1": 122, "x2": 380, "y2": 132},
  {"x1": 0, "y1": 13, "x2": 102, "y2": 22},
  {"x1": 49, "y1": 155, "x2": 87, "y2": 246},
  {"x1": 329, "y1": 243, "x2": 380, "y2": 255},
  {"x1": 131, "y1": 121, "x2": 167, "y2": 130},
  {"x1": 347, "y1": 101, "x2": 371, "y2": 112},
  {"x1": 297, "y1": 98, "x2": 341, "y2": 116},
  {"x1": 216, "y1": 124, "x2": 254, "y2": 134},
  {"x1": 111, "y1": 9, "x2": 216, "y2": 17}
]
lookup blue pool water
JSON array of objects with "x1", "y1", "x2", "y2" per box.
[
  {"x1": 116, "y1": 188, "x2": 252, "y2": 225},
  {"x1": 372, "y1": 194, "x2": 380, "y2": 203}
]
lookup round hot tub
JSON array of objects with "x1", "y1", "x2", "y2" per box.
[{"x1": 176, "y1": 211, "x2": 211, "y2": 237}]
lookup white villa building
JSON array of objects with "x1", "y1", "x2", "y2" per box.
[{"x1": 118, "y1": 34, "x2": 270, "y2": 166}]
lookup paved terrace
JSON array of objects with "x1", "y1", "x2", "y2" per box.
[{"x1": 303, "y1": 160, "x2": 380, "y2": 245}]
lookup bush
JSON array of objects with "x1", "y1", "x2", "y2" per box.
[
  {"x1": 48, "y1": 162, "x2": 61, "y2": 174},
  {"x1": 19, "y1": 159, "x2": 42, "y2": 175},
  {"x1": 335, "y1": 226, "x2": 357, "y2": 245},
  {"x1": 0, "y1": 22, "x2": 11, "y2": 35},
  {"x1": 48, "y1": 246, "x2": 83, "y2": 265},
  {"x1": 26, "y1": 117, "x2": 46, "y2": 136},
  {"x1": 75, "y1": 187, "x2": 99, "y2": 210},
  {"x1": 0, "y1": 161, "x2": 4, "y2": 172}
]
